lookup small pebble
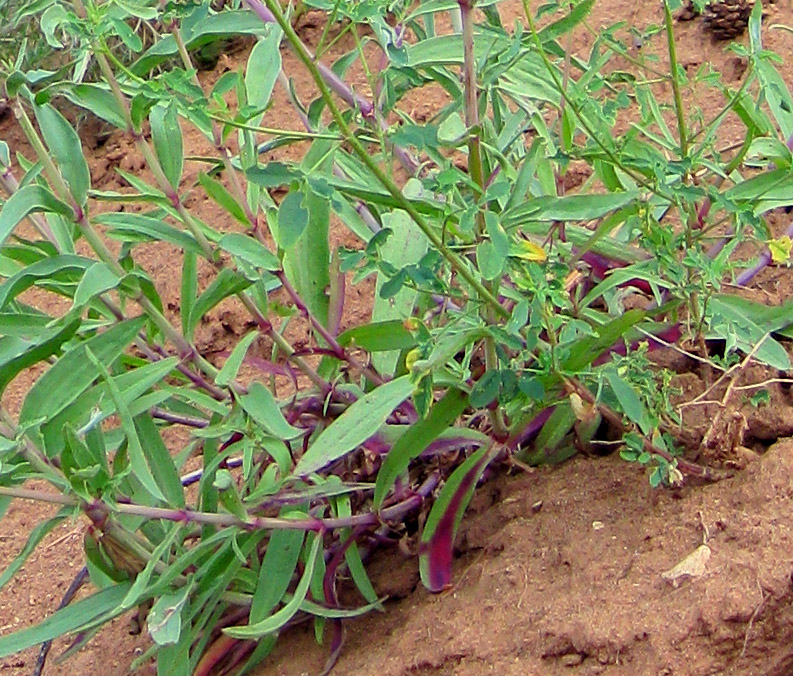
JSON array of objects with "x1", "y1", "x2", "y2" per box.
[{"x1": 562, "y1": 653, "x2": 584, "y2": 667}]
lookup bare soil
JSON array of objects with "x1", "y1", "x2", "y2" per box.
[{"x1": 3, "y1": 2, "x2": 793, "y2": 675}]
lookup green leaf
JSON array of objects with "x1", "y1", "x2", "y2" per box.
[
  {"x1": 295, "y1": 375, "x2": 414, "y2": 476},
  {"x1": 186, "y1": 269, "x2": 252, "y2": 339},
  {"x1": 73, "y1": 262, "x2": 121, "y2": 308},
  {"x1": 0, "y1": 185, "x2": 72, "y2": 249},
  {"x1": 148, "y1": 585, "x2": 191, "y2": 646},
  {"x1": 34, "y1": 103, "x2": 91, "y2": 205},
  {"x1": 150, "y1": 102, "x2": 184, "y2": 190},
  {"x1": 337, "y1": 320, "x2": 417, "y2": 352},
  {"x1": 605, "y1": 370, "x2": 651, "y2": 434},
  {"x1": 0, "y1": 511, "x2": 68, "y2": 594},
  {"x1": 0, "y1": 583, "x2": 131, "y2": 658},
  {"x1": 86, "y1": 348, "x2": 165, "y2": 501},
  {"x1": 215, "y1": 331, "x2": 259, "y2": 387},
  {"x1": 503, "y1": 191, "x2": 640, "y2": 225},
  {"x1": 283, "y1": 180, "x2": 330, "y2": 330},
  {"x1": 276, "y1": 189, "x2": 309, "y2": 250},
  {"x1": 239, "y1": 382, "x2": 303, "y2": 440},
  {"x1": 250, "y1": 518, "x2": 305, "y2": 623},
  {"x1": 0, "y1": 255, "x2": 92, "y2": 309},
  {"x1": 218, "y1": 233, "x2": 281, "y2": 272},
  {"x1": 135, "y1": 415, "x2": 185, "y2": 508},
  {"x1": 224, "y1": 532, "x2": 321, "y2": 639},
  {"x1": 245, "y1": 23, "x2": 284, "y2": 122},
  {"x1": 59, "y1": 84, "x2": 127, "y2": 129},
  {"x1": 0, "y1": 319, "x2": 80, "y2": 396},
  {"x1": 19, "y1": 316, "x2": 146, "y2": 427},
  {"x1": 198, "y1": 173, "x2": 248, "y2": 225},
  {"x1": 95, "y1": 212, "x2": 203, "y2": 255},
  {"x1": 374, "y1": 388, "x2": 468, "y2": 510}
]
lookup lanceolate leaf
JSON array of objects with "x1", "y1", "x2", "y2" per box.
[
  {"x1": 250, "y1": 518, "x2": 305, "y2": 623},
  {"x1": 419, "y1": 444, "x2": 498, "y2": 593},
  {"x1": 239, "y1": 382, "x2": 303, "y2": 440},
  {"x1": 0, "y1": 185, "x2": 72, "y2": 249},
  {"x1": 186, "y1": 269, "x2": 252, "y2": 339},
  {"x1": 34, "y1": 102, "x2": 91, "y2": 206},
  {"x1": 150, "y1": 101, "x2": 184, "y2": 190},
  {"x1": 0, "y1": 583, "x2": 132, "y2": 658},
  {"x1": 19, "y1": 317, "x2": 146, "y2": 427},
  {"x1": 0, "y1": 510, "x2": 68, "y2": 594},
  {"x1": 0, "y1": 255, "x2": 93, "y2": 309},
  {"x1": 374, "y1": 388, "x2": 468, "y2": 510},
  {"x1": 224, "y1": 532, "x2": 321, "y2": 639},
  {"x1": 295, "y1": 375, "x2": 415, "y2": 476}
]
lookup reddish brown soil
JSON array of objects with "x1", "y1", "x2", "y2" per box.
[{"x1": 3, "y1": 2, "x2": 793, "y2": 676}]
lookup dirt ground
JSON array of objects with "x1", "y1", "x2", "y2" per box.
[{"x1": 3, "y1": 1, "x2": 793, "y2": 675}]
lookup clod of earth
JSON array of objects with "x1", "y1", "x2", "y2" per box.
[{"x1": 678, "y1": 0, "x2": 777, "y2": 39}]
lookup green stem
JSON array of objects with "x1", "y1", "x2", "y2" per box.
[
  {"x1": 262, "y1": 0, "x2": 509, "y2": 319},
  {"x1": 662, "y1": 0, "x2": 689, "y2": 160}
]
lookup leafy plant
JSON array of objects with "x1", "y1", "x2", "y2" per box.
[{"x1": 1, "y1": 0, "x2": 792, "y2": 674}]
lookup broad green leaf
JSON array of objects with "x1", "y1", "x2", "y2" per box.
[
  {"x1": 0, "y1": 583, "x2": 131, "y2": 658},
  {"x1": 0, "y1": 185, "x2": 72, "y2": 248},
  {"x1": 35, "y1": 103, "x2": 91, "y2": 205},
  {"x1": 276, "y1": 190, "x2": 309, "y2": 250},
  {"x1": 73, "y1": 262, "x2": 121, "y2": 308},
  {"x1": 295, "y1": 375, "x2": 414, "y2": 475},
  {"x1": 150, "y1": 102, "x2": 183, "y2": 190},
  {"x1": 239, "y1": 382, "x2": 303, "y2": 440},
  {"x1": 372, "y1": 199, "x2": 428, "y2": 376},
  {"x1": 19, "y1": 316, "x2": 146, "y2": 426},
  {"x1": 337, "y1": 321, "x2": 417, "y2": 352},
  {"x1": 375, "y1": 388, "x2": 468, "y2": 510},
  {"x1": 130, "y1": 10, "x2": 270, "y2": 75},
  {"x1": 245, "y1": 23, "x2": 284, "y2": 123},
  {"x1": 218, "y1": 233, "x2": 281, "y2": 272},
  {"x1": 283, "y1": 179, "x2": 330, "y2": 328},
  {"x1": 224, "y1": 532, "x2": 321, "y2": 639},
  {"x1": 59, "y1": 84, "x2": 127, "y2": 129}
]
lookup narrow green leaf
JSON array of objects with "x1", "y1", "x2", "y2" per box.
[
  {"x1": 73, "y1": 262, "x2": 121, "y2": 308},
  {"x1": 295, "y1": 375, "x2": 414, "y2": 476},
  {"x1": 95, "y1": 212, "x2": 203, "y2": 255},
  {"x1": 0, "y1": 511, "x2": 68, "y2": 594},
  {"x1": 375, "y1": 388, "x2": 468, "y2": 510},
  {"x1": 0, "y1": 583, "x2": 131, "y2": 658},
  {"x1": 224, "y1": 533, "x2": 321, "y2": 639},
  {"x1": 0, "y1": 255, "x2": 92, "y2": 309},
  {"x1": 250, "y1": 518, "x2": 305, "y2": 623},
  {"x1": 19, "y1": 316, "x2": 146, "y2": 426},
  {"x1": 187, "y1": 269, "x2": 252, "y2": 339},
  {"x1": 87, "y1": 348, "x2": 165, "y2": 501},
  {"x1": 215, "y1": 331, "x2": 258, "y2": 386},
  {"x1": 198, "y1": 173, "x2": 248, "y2": 225},
  {"x1": 135, "y1": 415, "x2": 185, "y2": 508}
]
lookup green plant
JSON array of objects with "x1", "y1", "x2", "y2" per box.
[{"x1": 1, "y1": 0, "x2": 793, "y2": 674}]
